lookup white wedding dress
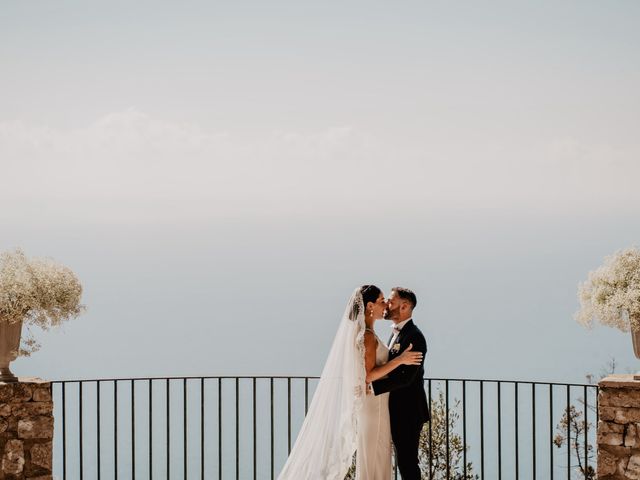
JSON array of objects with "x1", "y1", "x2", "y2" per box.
[
  {"x1": 355, "y1": 333, "x2": 392, "y2": 480},
  {"x1": 277, "y1": 288, "x2": 393, "y2": 480}
]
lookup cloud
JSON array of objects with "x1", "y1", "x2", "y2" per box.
[
  {"x1": 1, "y1": 109, "x2": 639, "y2": 226},
  {"x1": 0, "y1": 110, "x2": 386, "y2": 221}
]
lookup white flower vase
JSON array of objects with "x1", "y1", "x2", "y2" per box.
[{"x1": 0, "y1": 318, "x2": 22, "y2": 382}]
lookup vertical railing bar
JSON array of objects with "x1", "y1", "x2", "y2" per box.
[
  {"x1": 498, "y1": 381, "x2": 502, "y2": 480},
  {"x1": 304, "y1": 377, "x2": 309, "y2": 414},
  {"x1": 218, "y1": 378, "x2": 222, "y2": 480},
  {"x1": 62, "y1": 381, "x2": 67, "y2": 480},
  {"x1": 253, "y1": 377, "x2": 257, "y2": 480},
  {"x1": 287, "y1": 378, "x2": 292, "y2": 453},
  {"x1": 550, "y1": 384, "x2": 554, "y2": 480},
  {"x1": 271, "y1": 377, "x2": 275, "y2": 480},
  {"x1": 584, "y1": 385, "x2": 588, "y2": 478},
  {"x1": 97, "y1": 380, "x2": 101, "y2": 480},
  {"x1": 594, "y1": 383, "x2": 598, "y2": 480},
  {"x1": 515, "y1": 382, "x2": 519, "y2": 480},
  {"x1": 201, "y1": 378, "x2": 205, "y2": 480},
  {"x1": 184, "y1": 378, "x2": 188, "y2": 480},
  {"x1": 595, "y1": 384, "x2": 599, "y2": 458},
  {"x1": 566, "y1": 385, "x2": 570, "y2": 480},
  {"x1": 446, "y1": 379, "x2": 450, "y2": 480},
  {"x1": 463, "y1": 380, "x2": 467, "y2": 478},
  {"x1": 149, "y1": 379, "x2": 153, "y2": 480},
  {"x1": 480, "y1": 380, "x2": 485, "y2": 480},
  {"x1": 131, "y1": 379, "x2": 135, "y2": 480},
  {"x1": 114, "y1": 380, "x2": 118, "y2": 480},
  {"x1": 79, "y1": 381, "x2": 84, "y2": 480},
  {"x1": 428, "y1": 379, "x2": 433, "y2": 479},
  {"x1": 532, "y1": 383, "x2": 536, "y2": 480},
  {"x1": 166, "y1": 378, "x2": 170, "y2": 480},
  {"x1": 236, "y1": 377, "x2": 239, "y2": 480}
]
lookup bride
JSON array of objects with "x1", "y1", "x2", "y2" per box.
[{"x1": 278, "y1": 285, "x2": 423, "y2": 479}]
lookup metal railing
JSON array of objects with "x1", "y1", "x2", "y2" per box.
[{"x1": 50, "y1": 376, "x2": 599, "y2": 479}]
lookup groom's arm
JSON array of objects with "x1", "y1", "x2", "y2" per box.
[{"x1": 371, "y1": 333, "x2": 427, "y2": 396}]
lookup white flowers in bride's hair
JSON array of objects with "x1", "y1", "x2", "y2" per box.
[
  {"x1": 391, "y1": 343, "x2": 401, "y2": 353},
  {"x1": 0, "y1": 248, "x2": 85, "y2": 356},
  {"x1": 575, "y1": 247, "x2": 640, "y2": 332}
]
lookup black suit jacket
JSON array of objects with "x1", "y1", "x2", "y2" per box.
[{"x1": 372, "y1": 319, "x2": 430, "y2": 424}]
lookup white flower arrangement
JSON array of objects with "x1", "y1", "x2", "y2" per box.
[
  {"x1": 0, "y1": 248, "x2": 85, "y2": 356},
  {"x1": 575, "y1": 247, "x2": 640, "y2": 332}
]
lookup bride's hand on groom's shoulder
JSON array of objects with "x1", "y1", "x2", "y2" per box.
[{"x1": 396, "y1": 343, "x2": 423, "y2": 366}]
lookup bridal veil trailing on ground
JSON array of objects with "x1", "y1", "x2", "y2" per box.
[{"x1": 277, "y1": 288, "x2": 367, "y2": 479}]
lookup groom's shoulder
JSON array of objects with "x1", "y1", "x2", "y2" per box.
[
  {"x1": 406, "y1": 320, "x2": 426, "y2": 339},
  {"x1": 405, "y1": 321, "x2": 427, "y2": 354},
  {"x1": 411, "y1": 320, "x2": 426, "y2": 343}
]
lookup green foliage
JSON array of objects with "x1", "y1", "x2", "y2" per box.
[
  {"x1": 420, "y1": 391, "x2": 478, "y2": 480},
  {"x1": 553, "y1": 358, "x2": 620, "y2": 480},
  {"x1": 554, "y1": 405, "x2": 595, "y2": 480}
]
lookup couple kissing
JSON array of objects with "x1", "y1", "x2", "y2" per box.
[{"x1": 279, "y1": 285, "x2": 429, "y2": 480}]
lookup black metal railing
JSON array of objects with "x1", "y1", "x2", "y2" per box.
[{"x1": 50, "y1": 376, "x2": 599, "y2": 479}]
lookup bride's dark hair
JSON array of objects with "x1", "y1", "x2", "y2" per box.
[
  {"x1": 349, "y1": 284, "x2": 381, "y2": 321},
  {"x1": 361, "y1": 284, "x2": 381, "y2": 308}
]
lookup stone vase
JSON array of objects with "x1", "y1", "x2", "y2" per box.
[{"x1": 0, "y1": 317, "x2": 23, "y2": 382}]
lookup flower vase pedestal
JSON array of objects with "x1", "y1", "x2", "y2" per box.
[
  {"x1": 0, "y1": 378, "x2": 54, "y2": 478},
  {"x1": 0, "y1": 318, "x2": 23, "y2": 382},
  {"x1": 597, "y1": 375, "x2": 640, "y2": 478}
]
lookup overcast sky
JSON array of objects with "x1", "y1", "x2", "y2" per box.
[{"x1": 2, "y1": 1, "x2": 639, "y2": 383}]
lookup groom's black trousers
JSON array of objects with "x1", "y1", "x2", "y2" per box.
[{"x1": 391, "y1": 417, "x2": 423, "y2": 480}]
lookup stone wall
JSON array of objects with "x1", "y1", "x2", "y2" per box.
[
  {"x1": 0, "y1": 378, "x2": 52, "y2": 480},
  {"x1": 598, "y1": 375, "x2": 640, "y2": 479}
]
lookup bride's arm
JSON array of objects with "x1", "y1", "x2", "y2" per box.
[
  {"x1": 364, "y1": 332, "x2": 421, "y2": 384},
  {"x1": 371, "y1": 332, "x2": 427, "y2": 396}
]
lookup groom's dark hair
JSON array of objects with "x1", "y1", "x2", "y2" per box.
[{"x1": 392, "y1": 287, "x2": 417, "y2": 309}]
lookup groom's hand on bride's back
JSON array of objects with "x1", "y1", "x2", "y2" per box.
[{"x1": 396, "y1": 343, "x2": 423, "y2": 366}]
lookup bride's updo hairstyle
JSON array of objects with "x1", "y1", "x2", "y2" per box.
[{"x1": 349, "y1": 284, "x2": 381, "y2": 321}]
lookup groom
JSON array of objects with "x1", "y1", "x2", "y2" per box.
[{"x1": 370, "y1": 287, "x2": 429, "y2": 480}]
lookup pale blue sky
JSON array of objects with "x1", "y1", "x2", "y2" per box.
[{"x1": 1, "y1": 1, "x2": 639, "y2": 383}]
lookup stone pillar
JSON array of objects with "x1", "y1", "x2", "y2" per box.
[
  {"x1": 598, "y1": 375, "x2": 640, "y2": 479},
  {"x1": 0, "y1": 378, "x2": 53, "y2": 480}
]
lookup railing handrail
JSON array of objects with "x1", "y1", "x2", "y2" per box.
[{"x1": 48, "y1": 374, "x2": 597, "y2": 388}]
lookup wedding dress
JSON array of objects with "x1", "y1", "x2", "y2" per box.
[
  {"x1": 355, "y1": 333, "x2": 392, "y2": 480},
  {"x1": 277, "y1": 288, "x2": 392, "y2": 480}
]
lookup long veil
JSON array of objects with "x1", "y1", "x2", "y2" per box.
[{"x1": 277, "y1": 287, "x2": 367, "y2": 479}]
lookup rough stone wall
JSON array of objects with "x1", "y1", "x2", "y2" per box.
[
  {"x1": 598, "y1": 375, "x2": 640, "y2": 479},
  {"x1": 0, "y1": 379, "x2": 52, "y2": 480}
]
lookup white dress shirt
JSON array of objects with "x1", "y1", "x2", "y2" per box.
[{"x1": 387, "y1": 318, "x2": 413, "y2": 349}]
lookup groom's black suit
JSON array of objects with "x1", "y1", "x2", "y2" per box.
[{"x1": 372, "y1": 319, "x2": 429, "y2": 480}]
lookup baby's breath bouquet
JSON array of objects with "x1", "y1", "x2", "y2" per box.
[
  {"x1": 575, "y1": 247, "x2": 640, "y2": 333},
  {"x1": 0, "y1": 248, "x2": 85, "y2": 356}
]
